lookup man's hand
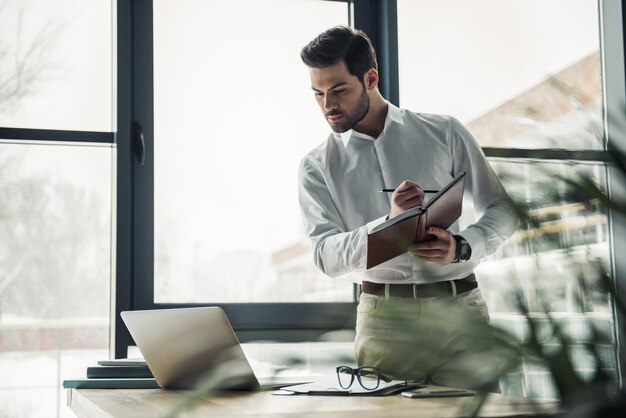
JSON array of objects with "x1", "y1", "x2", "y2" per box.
[
  {"x1": 408, "y1": 227, "x2": 456, "y2": 265},
  {"x1": 388, "y1": 180, "x2": 425, "y2": 219}
]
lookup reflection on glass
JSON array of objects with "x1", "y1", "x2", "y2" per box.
[
  {"x1": 0, "y1": 0, "x2": 113, "y2": 131},
  {"x1": 0, "y1": 142, "x2": 112, "y2": 417},
  {"x1": 478, "y1": 160, "x2": 615, "y2": 397},
  {"x1": 153, "y1": 0, "x2": 351, "y2": 303},
  {"x1": 397, "y1": 0, "x2": 602, "y2": 149}
]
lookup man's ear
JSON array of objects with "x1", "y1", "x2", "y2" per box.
[{"x1": 364, "y1": 68, "x2": 379, "y2": 90}]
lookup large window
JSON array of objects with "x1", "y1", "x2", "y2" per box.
[
  {"x1": 122, "y1": 0, "x2": 626, "y2": 397},
  {"x1": 0, "y1": 142, "x2": 113, "y2": 418},
  {"x1": 398, "y1": 0, "x2": 615, "y2": 398},
  {"x1": 152, "y1": 0, "x2": 351, "y2": 304},
  {"x1": 0, "y1": 0, "x2": 115, "y2": 417},
  {"x1": 398, "y1": 0, "x2": 601, "y2": 150},
  {"x1": 3, "y1": 0, "x2": 624, "y2": 414}
]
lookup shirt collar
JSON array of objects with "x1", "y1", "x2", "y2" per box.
[{"x1": 339, "y1": 101, "x2": 404, "y2": 147}]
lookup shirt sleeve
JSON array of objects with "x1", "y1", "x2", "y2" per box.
[
  {"x1": 448, "y1": 117, "x2": 519, "y2": 260},
  {"x1": 298, "y1": 156, "x2": 386, "y2": 277}
]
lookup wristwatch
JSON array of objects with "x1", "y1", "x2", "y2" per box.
[{"x1": 452, "y1": 235, "x2": 472, "y2": 263}]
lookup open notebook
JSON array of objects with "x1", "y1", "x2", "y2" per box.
[
  {"x1": 277, "y1": 377, "x2": 421, "y2": 396},
  {"x1": 367, "y1": 172, "x2": 466, "y2": 269}
]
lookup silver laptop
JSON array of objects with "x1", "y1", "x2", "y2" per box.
[{"x1": 121, "y1": 307, "x2": 260, "y2": 390}]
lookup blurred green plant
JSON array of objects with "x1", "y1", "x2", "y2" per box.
[{"x1": 501, "y1": 145, "x2": 626, "y2": 417}]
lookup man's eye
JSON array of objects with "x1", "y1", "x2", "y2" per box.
[
  {"x1": 334, "y1": 89, "x2": 346, "y2": 94},
  {"x1": 314, "y1": 92, "x2": 324, "y2": 97}
]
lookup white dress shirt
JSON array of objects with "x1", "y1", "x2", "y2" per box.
[{"x1": 298, "y1": 102, "x2": 517, "y2": 284}]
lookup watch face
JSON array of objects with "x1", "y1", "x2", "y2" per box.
[
  {"x1": 459, "y1": 241, "x2": 471, "y2": 261},
  {"x1": 454, "y1": 235, "x2": 471, "y2": 262}
]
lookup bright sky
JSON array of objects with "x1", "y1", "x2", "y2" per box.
[
  {"x1": 397, "y1": 0, "x2": 599, "y2": 122},
  {"x1": 153, "y1": 0, "x2": 347, "y2": 262},
  {"x1": 0, "y1": 0, "x2": 112, "y2": 131}
]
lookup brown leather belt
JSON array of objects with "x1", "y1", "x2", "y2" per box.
[{"x1": 361, "y1": 274, "x2": 477, "y2": 299}]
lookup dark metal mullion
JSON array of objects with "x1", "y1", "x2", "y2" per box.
[
  {"x1": 113, "y1": 0, "x2": 134, "y2": 359},
  {"x1": 601, "y1": 0, "x2": 626, "y2": 388},
  {"x1": 483, "y1": 147, "x2": 614, "y2": 162},
  {"x1": 132, "y1": 0, "x2": 155, "y2": 312},
  {"x1": 617, "y1": 0, "x2": 626, "y2": 389},
  {"x1": 0, "y1": 127, "x2": 114, "y2": 143},
  {"x1": 376, "y1": 0, "x2": 399, "y2": 106},
  {"x1": 351, "y1": 0, "x2": 399, "y2": 106},
  {"x1": 146, "y1": 302, "x2": 356, "y2": 330}
]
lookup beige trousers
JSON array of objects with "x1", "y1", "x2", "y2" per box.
[{"x1": 355, "y1": 287, "x2": 500, "y2": 391}]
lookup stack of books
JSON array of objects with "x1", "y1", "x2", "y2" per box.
[{"x1": 63, "y1": 358, "x2": 160, "y2": 389}]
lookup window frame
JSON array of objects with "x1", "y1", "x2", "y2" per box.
[
  {"x1": 600, "y1": 0, "x2": 626, "y2": 387},
  {"x1": 115, "y1": 0, "x2": 400, "y2": 356},
  {"x1": 115, "y1": 1, "x2": 626, "y2": 393}
]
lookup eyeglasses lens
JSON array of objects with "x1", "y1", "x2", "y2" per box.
[
  {"x1": 358, "y1": 367, "x2": 380, "y2": 390},
  {"x1": 337, "y1": 366, "x2": 354, "y2": 389}
]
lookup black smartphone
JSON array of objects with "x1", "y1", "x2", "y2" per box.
[{"x1": 400, "y1": 389, "x2": 475, "y2": 398}]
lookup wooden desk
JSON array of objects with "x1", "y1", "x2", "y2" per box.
[{"x1": 68, "y1": 386, "x2": 561, "y2": 418}]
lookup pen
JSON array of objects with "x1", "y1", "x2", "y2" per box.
[
  {"x1": 401, "y1": 389, "x2": 475, "y2": 398},
  {"x1": 378, "y1": 189, "x2": 439, "y2": 193}
]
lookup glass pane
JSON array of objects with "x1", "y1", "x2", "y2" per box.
[
  {"x1": 397, "y1": 0, "x2": 602, "y2": 149},
  {"x1": 0, "y1": 142, "x2": 113, "y2": 417},
  {"x1": 0, "y1": 0, "x2": 113, "y2": 131},
  {"x1": 153, "y1": 0, "x2": 351, "y2": 303},
  {"x1": 478, "y1": 160, "x2": 616, "y2": 397}
]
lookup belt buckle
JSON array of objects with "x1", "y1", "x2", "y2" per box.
[{"x1": 412, "y1": 284, "x2": 417, "y2": 299}]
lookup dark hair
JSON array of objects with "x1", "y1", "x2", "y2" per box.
[{"x1": 300, "y1": 25, "x2": 378, "y2": 84}]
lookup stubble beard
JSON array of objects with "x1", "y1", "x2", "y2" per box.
[{"x1": 328, "y1": 87, "x2": 370, "y2": 133}]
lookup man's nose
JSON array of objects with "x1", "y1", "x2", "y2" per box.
[{"x1": 323, "y1": 95, "x2": 338, "y2": 111}]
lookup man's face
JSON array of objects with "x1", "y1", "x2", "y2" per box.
[{"x1": 309, "y1": 61, "x2": 370, "y2": 133}]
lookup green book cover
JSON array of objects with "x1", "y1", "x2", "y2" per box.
[
  {"x1": 86, "y1": 365, "x2": 153, "y2": 379},
  {"x1": 62, "y1": 378, "x2": 160, "y2": 389}
]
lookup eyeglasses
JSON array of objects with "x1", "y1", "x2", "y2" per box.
[{"x1": 336, "y1": 366, "x2": 393, "y2": 390}]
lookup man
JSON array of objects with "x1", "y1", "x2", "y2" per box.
[{"x1": 298, "y1": 26, "x2": 517, "y2": 389}]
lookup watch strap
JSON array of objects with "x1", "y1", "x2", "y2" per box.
[{"x1": 452, "y1": 234, "x2": 471, "y2": 263}]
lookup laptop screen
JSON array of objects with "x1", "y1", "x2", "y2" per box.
[{"x1": 121, "y1": 307, "x2": 259, "y2": 390}]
